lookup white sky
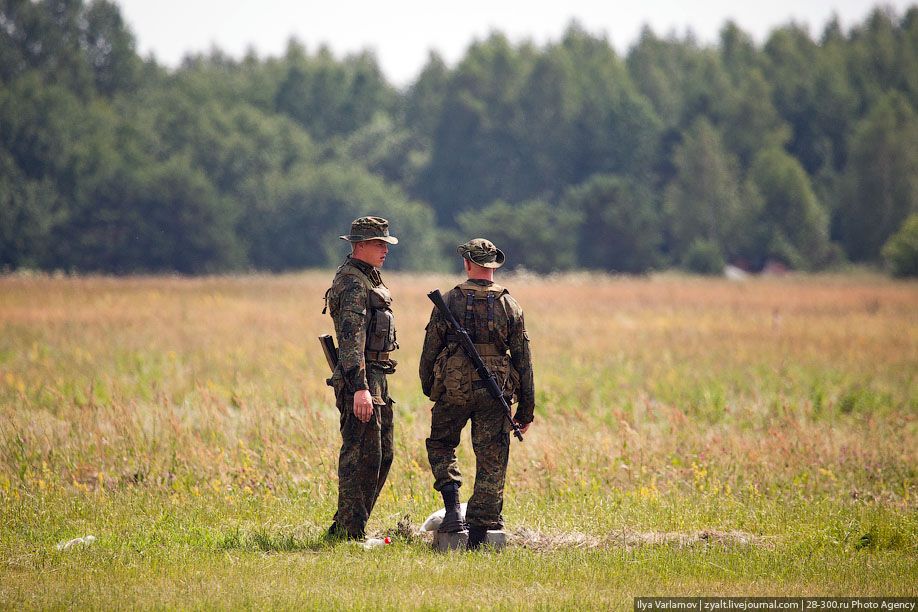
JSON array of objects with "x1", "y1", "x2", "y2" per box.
[{"x1": 114, "y1": 0, "x2": 913, "y2": 87}]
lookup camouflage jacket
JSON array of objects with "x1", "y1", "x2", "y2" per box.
[
  {"x1": 419, "y1": 279, "x2": 535, "y2": 424},
  {"x1": 326, "y1": 256, "x2": 395, "y2": 392}
]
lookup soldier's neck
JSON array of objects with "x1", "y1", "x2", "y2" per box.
[
  {"x1": 466, "y1": 270, "x2": 494, "y2": 282},
  {"x1": 348, "y1": 254, "x2": 377, "y2": 271}
]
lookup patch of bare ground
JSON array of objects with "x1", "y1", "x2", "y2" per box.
[
  {"x1": 384, "y1": 520, "x2": 772, "y2": 551},
  {"x1": 510, "y1": 528, "x2": 774, "y2": 551}
]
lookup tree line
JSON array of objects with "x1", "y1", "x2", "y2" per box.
[{"x1": 1, "y1": 0, "x2": 916, "y2": 275}]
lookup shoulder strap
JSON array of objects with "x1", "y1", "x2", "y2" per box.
[
  {"x1": 486, "y1": 291, "x2": 495, "y2": 337},
  {"x1": 323, "y1": 263, "x2": 373, "y2": 314},
  {"x1": 454, "y1": 282, "x2": 510, "y2": 343},
  {"x1": 338, "y1": 263, "x2": 375, "y2": 290}
]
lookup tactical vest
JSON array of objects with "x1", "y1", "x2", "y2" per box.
[
  {"x1": 325, "y1": 262, "x2": 398, "y2": 357},
  {"x1": 447, "y1": 281, "x2": 510, "y2": 354},
  {"x1": 431, "y1": 281, "x2": 519, "y2": 404}
]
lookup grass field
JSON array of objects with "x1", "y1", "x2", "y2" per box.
[{"x1": 1, "y1": 271, "x2": 916, "y2": 609}]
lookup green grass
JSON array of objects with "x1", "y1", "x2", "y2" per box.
[{"x1": 1, "y1": 489, "x2": 915, "y2": 609}]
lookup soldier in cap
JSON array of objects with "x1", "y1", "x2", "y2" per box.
[
  {"x1": 324, "y1": 216, "x2": 399, "y2": 540},
  {"x1": 420, "y1": 238, "x2": 535, "y2": 549}
]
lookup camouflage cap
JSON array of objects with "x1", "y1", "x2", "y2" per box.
[
  {"x1": 339, "y1": 216, "x2": 398, "y2": 244},
  {"x1": 457, "y1": 238, "x2": 505, "y2": 269}
]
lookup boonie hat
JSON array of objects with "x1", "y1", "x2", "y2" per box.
[
  {"x1": 339, "y1": 216, "x2": 398, "y2": 244},
  {"x1": 458, "y1": 238, "x2": 505, "y2": 269}
]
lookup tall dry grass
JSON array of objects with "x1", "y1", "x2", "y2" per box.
[{"x1": 0, "y1": 272, "x2": 915, "y2": 511}]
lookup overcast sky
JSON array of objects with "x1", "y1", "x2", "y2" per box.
[{"x1": 113, "y1": 0, "x2": 913, "y2": 87}]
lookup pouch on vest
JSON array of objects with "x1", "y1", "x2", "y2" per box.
[
  {"x1": 481, "y1": 353, "x2": 520, "y2": 402},
  {"x1": 366, "y1": 286, "x2": 397, "y2": 353},
  {"x1": 435, "y1": 350, "x2": 518, "y2": 405},
  {"x1": 429, "y1": 348, "x2": 449, "y2": 402},
  {"x1": 442, "y1": 350, "x2": 472, "y2": 405}
]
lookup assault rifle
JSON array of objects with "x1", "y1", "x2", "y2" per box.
[{"x1": 427, "y1": 289, "x2": 524, "y2": 442}]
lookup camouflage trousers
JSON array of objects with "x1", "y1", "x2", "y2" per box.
[
  {"x1": 333, "y1": 367, "x2": 394, "y2": 538},
  {"x1": 425, "y1": 390, "x2": 511, "y2": 530}
]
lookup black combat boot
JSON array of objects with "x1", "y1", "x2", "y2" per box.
[
  {"x1": 325, "y1": 521, "x2": 344, "y2": 541},
  {"x1": 467, "y1": 525, "x2": 487, "y2": 550},
  {"x1": 325, "y1": 521, "x2": 363, "y2": 541},
  {"x1": 437, "y1": 483, "x2": 466, "y2": 533}
]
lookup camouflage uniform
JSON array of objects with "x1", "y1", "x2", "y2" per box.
[
  {"x1": 325, "y1": 217, "x2": 398, "y2": 539},
  {"x1": 420, "y1": 239, "x2": 535, "y2": 531}
]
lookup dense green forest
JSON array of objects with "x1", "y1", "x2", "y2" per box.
[{"x1": 1, "y1": 0, "x2": 916, "y2": 274}]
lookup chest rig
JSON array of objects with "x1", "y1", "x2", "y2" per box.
[
  {"x1": 325, "y1": 262, "x2": 398, "y2": 358},
  {"x1": 431, "y1": 281, "x2": 519, "y2": 404},
  {"x1": 446, "y1": 281, "x2": 509, "y2": 355}
]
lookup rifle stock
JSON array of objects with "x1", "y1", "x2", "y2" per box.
[
  {"x1": 427, "y1": 289, "x2": 524, "y2": 442},
  {"x1": 318, "y1": 334, "x2": 338, "y2": 372}
]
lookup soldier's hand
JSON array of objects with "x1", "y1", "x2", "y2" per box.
[
  {"x1": 353, "y1": 389, "x2": 374, "y2": 423},
  {"x1": 516, "y1": 421, "x2": 531, "y2": 435}
]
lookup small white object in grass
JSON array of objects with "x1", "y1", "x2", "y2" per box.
[
  {"x1": 56, "y1": 535, "x2": 96, "y2": 551},
  {"x1": 362, "y1": 538, "x2": 386, "y2": 549},
  {"x1": 421, "y1": 502, "x2": 467, "y2": 532}
]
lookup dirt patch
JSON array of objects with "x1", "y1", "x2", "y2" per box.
[
  {"x1": 379, "y1": 519, "x2": 771, "y2": 551},
  {"x1": 510, "y1": 528, "x2": 601, "y2": 550},
  {"x1": 511, "y1": 527, "x2": 773, "y2": 551}
]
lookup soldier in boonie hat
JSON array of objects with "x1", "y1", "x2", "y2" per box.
[
  {"x1": 339, "y1": 216, "x2": 399, "y2": 244},
  {"x1": 420, "y1": 235, "x2": 535, "y2": 550},
  {"x1": 457, "y1": 238, "x2": 504, "y2": 269},
  {"x1": 322, "y1": 214, "x2": 399, "y2": 542}
]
